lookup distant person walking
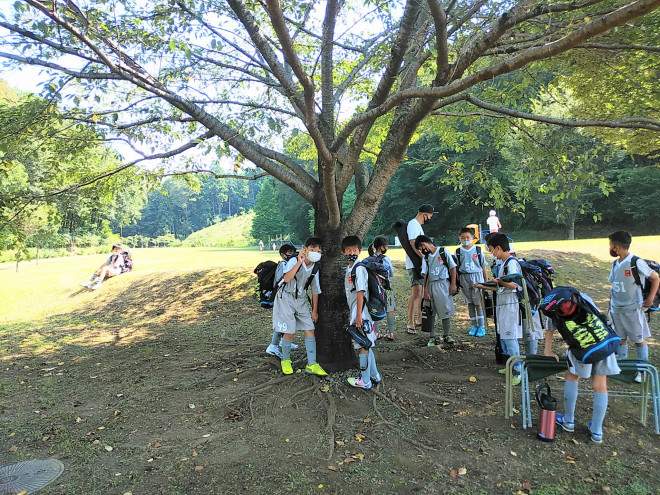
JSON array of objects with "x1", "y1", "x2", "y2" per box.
[
  {"x1": 405, "y1": 204, "x2": 437, "y2": 334},
  {"x1": 259, "y1": 240, "x2": 264, "y2": 251},
  {"x1": 486, "y1": 209, "x2": 502, "y2": 233}
]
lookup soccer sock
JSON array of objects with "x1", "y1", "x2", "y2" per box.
[
  {"x1": 270, "y1": 330, "x2": 281, "y2": 347},
  {"x1": 502, "y1": 338, "x2": 521, "y2": 373},
  {"x1": 387, "y1": 316, "x2": 395, "y2": 335},
  {"x1": 429, "y1": 316, "x2": 436, "y2": 338},
  {"x1": 476, "y1": 307, "x2": 485, "y2": 328},
  {"x1": 374, "y1": 320, "x2": 381, "y2": 335},
  {"x1": 442, "y1": 318, "x2": 451, "y2": 337},
  {"x1": 88, "y1": 273, "x2": 98, "y2": 282},
  {"x1": 467, "y1": 303, "x2": 476, "y2": 325},
  {"x1": 591, "y1": 393, "x2": 608, "y2": 434},
  {"x1": 525, "y1": 339, "x2": 538, "y2": 355},
  {"x1": 618, "y1": 344, "x2": 629, "y2": 359},
  {"x1": 637, "y1": 345, "x2": 649, "y2": 362},
  {"x1": 359, "y1": 352, "x2": 371, "y2": 385},
  {"x1": 368, "y1": 349, "x2": 380, "y2": 379},
  {"x1": 305, "y1": 336, "x2": 317, "y2": 366},
  {"x1": 281, "y1": 339, "x2": 292, "y2": 361},
  {"x1": 563, "y1": 380, "x2": 579, "y2": 423}
]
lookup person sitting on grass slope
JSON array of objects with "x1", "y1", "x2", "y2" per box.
[{"x1": 80, "y1": 243, "x2": 125, "y2": 290}]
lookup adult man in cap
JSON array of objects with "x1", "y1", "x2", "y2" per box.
[{"x1": 405, "y1": 204, "x2": 437, "y2": 334}]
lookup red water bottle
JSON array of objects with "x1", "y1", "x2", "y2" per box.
[{"x1": 536, "y1": 383, "x2": 557, "y2": 442}]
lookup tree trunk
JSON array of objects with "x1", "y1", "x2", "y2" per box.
[
  {"x1": 567, "y1": 215, "x2": 576, "y2": 240},
  {"x1": 36, "y1": 243, "x2": 40, "y2": 266},
  {"x1": 314, "y1": 207, "x2": 354, "y2": 372}
]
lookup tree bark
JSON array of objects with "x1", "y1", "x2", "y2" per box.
[
  {"x1": 313, "y1": 204, "x2": 354, "y2": 372},
  {"x1": 567, "y1": 216, "x2": 576, "y2": 240}
]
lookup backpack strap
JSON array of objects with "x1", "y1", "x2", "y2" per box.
[
  {"x1": 303, "y1": 263, "x2": 320, "y2": 291},
  {"x1": 630, "y1": 255, "x2": 642, "y2": 288},
  {"x1": 438, "y1": 248, "x2": 450, "y2": 275}
]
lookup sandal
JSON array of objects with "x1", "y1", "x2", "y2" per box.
[{"x1": 406, "y1": 327, "x2": 417, "y2": 335}]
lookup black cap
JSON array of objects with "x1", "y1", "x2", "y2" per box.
[{"x1": 418, "y1": 204, "x2": 438, "y2": 214}]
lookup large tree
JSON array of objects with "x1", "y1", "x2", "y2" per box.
[{"x1": 1, "y1": 0, "x2": 658, "y2": 368}]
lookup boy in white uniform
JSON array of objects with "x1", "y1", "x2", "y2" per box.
[
  {"x1": 343, "y1": 236, "x2": 381, "y2": 390},
  {"x1": 80, "y1": 243, "x2": 125, "y2": 290},
  {"x1": 456, "y1": 228, "x2": 488, "y2": 337},
  {"x1": 272, "y1": 237, "x2": 327, "y2": 376},
  {"x1": 486, "y1": 209, "x2": 502, "y2": 233},
  {"x1": 608, "y1": 231, "x2": 659, "y2": 381},
  {"x1": 415, "y1": 235, "x2": 457, "y2": 346},
  {"x1": 475, "y1": 233, "x2": 523, "y2": 385}
]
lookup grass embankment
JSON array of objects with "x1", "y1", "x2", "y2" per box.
[
  {"x1": 182, "y1": 212, "x2": 255, "y2": 248},
  {"x1": 0, "y1": 238, "x2": 658, "y2": 494}
]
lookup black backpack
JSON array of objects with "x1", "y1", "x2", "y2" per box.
[
  {"x1": 433, "y1": 248, "x2": 460, "y2": 293},
  {"x1": 254, "y1": 261, "x2": 278, "y2": 308},
  {"x1": 518, "y1": 260, "x2": 546, "y2": 311},
  {"x1": 629, "y1": 256, "x2": 660, "y2": 318},
  {"x1": 540, "y1": 286, "x2": 620, "y2": 364},
  {"x1": 277, "y1": 253, "x2": 321, "y2": 298},
  {"x1": 392, "y1": 219, "x2": 422, "y2": 279},
  {"x1": 351, "y1": 259, "x2": 388, "y2": 321}
]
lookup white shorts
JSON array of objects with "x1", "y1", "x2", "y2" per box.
[
  {"x1": 272, "y1": 292, "x2": 315, "y2": 334},
  {"x1": 523, "y1": 311, "x2": 544, "y2": 341},
  {"x1": 429, "y1": 280, "x2": 456, "y2": 319},
  {"x1": 459, "y1": 273, "x2": 484, "y2": 305},
  {"x1": 611, "y1": 308, "x2": 650, "y2": 344},
  {"x1": 496, "y1": 293, "x2": 523, "y2": 339},
  {"x1": 566, "y1": 349, "x2": 621, "y2": 379},
  {"x1": 107, "y1": 267, "x2": 122, "y2": 277}
]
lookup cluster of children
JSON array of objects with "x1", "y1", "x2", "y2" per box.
[{"x1": 264, "y1": 227, "x2": 658, "y2": 443}]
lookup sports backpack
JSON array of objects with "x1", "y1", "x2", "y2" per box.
[
  {"x1": 540, "y1": 286, "x2": 620, "y2": 364},
  {"x1": 351, "y1": 259, "x2": 388, "y2": 321},
  {"x1": 254, "y1": 261, "x2": 278, "y2": 308},
  {"x1": 629, "y1": 256, "x2": 660, "y2": 316}
]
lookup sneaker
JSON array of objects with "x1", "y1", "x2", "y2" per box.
[
  {"x1": 90, "y1": 283, "x2": 102, "y2": 290},
  {"x1": 442, "y1": 335, "x2": 455, "y2": 344},
  {"x1": 375, "y1": 332, "x2": 382, "y2": 339},
  {"x1": 555, "y1": 413, "x2": 575, "y2": 432},
  {"x1": 475, "y1": 326, "x2": 486, "y2": 338},
  {"x1": 371, "y1": 373, "x2": 382, "y2": 384},
  {"x1": 498, "y1": 368, "x2": 507, "y2": 375},
  {"x1": 511, "y1": 376, "x2": 521, "y2": 386},
  {"x1": 468, "y1": 326, "x2": 478, "y2": 336},
  {"x1": 80, "y1": 282, "x2": 91, "y2": 288},
  {"x1": 427, "y1": 338, "x2": 436, "y2": 347},
  {"x1": 634, "y1": 372, "x2": 643, "y2": 383},
  {"x1": 386, "y1": 333, "x2": 394, "y2": 341},
  {"x1": 281, "y1": 360, "x2": 293, "y2": 375},
  {"x1": 265, "y1": 344, "x2": 283, "y2": 359},
  {"x1": 305, "y1": 363, "x2": 328, "y2": 376},
  {"x1": 588, "y1": 420, "x2": 603, "y2": 443},
  {"x1": 347, "y1": 377, "x2": 372, "y2": 389}
]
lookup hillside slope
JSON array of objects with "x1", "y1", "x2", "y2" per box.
[{"x1": 182, "y1": 211, "x2": 255, "y2": 247}]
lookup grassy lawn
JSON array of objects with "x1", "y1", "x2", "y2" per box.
[{"x1": 0, "y1": 237, "x2": 659, "y2": 494}]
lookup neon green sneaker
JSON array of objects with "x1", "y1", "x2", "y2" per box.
[
  {"x1": 281, "y1": 359, "x2": 293, "y2": 375},
  {"x1": 305, "y1": 363, "x2": 328, "y2": 376},
  {"x1": 511, "y1": 376, "x2": 521, "y2": 386},
  {"x1": 498, "y1": 368, "x2": 507, "y2": 375}
]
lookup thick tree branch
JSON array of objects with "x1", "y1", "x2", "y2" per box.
[
  {"x1": 164, "y1": 170, "x2": 269, "y2": 180},
  {"x1": 426, "y1": 0, "x2": 449, "y2": 85},
  {"x1": 321, "y1": 0, "x2": 339, "y2": 142},
  {"x1": 462, "y1": 94, "x2": 660, "y2": 131},
  {"x1": 576, "y1": 42, "x2": 660, "y2": 52}
]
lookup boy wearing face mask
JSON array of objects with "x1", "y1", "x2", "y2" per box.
[
  {"x1": 272, "y1": 237, "x2": 328, "y2": 376},
  {"x1": 608, "y1": 231, "x2": 659, "y2": 381},
  {"x1": 456, "y1": 228, "x2": 489, "y2": 337},
  {"x1": 343, "y1": 235, "x2": 381, "y2": 390},
  {"x1": 415, "y1": 235, "x2": 458, "y2": 346},
  {"x1": 368, "y1": 236, "x2": 396, "y2": 340}
]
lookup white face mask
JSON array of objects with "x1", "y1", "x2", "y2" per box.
[
  {"x1": 306, "y1": 251, "x2": 322, "y2": 263},
  {"x1": 461, "y1": 240, "x2": 472, "y2": 247}
]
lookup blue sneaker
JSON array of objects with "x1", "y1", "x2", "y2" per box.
[
  {"x1": 468, "y1": 326, "x2": 478, "y2": 336},
  {"x1": 280, "y1": 341, "x2": 299, "y2": 350},
  {"x1": 371, "y1": 373, "x2": 382, "y2": 384},
  {"x1": 475, "y1": 326, "x2": 486, "y2": 338},
  {"x1": 588, "y1": 421, "x2": 603, "y2": 443},
  {"x1": 555, "y1": 413, "x2": 575, "y2": 432}
]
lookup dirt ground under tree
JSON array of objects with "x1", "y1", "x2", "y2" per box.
[{"x1": 0, "y1": 250, "x2": 658, "y2": 494}]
